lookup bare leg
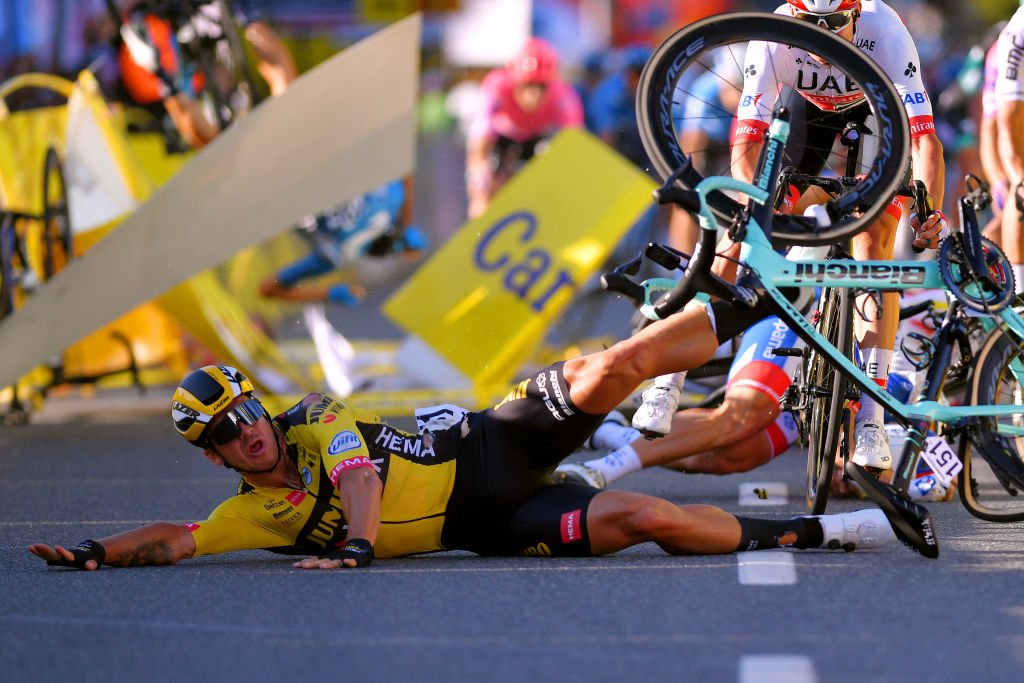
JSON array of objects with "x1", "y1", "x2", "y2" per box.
[
  {"x1": 586, "y1": 490, "x2": 741, "y2": 555},
  {"x1": 259, "y1": 275, "x2": 366, "y2": 304},
  {"x1": 630, "y1": 388, "x2": 778, "y2": 467},
  {"x1": 851, "y1": 210, "x2": 901, "y2": 353},
  {"x1": 663, "y1": 430, "x2": 774, "y2": 475},
  {"x1": 564, "y1": 303, "x2": 721, "y2": 414}
]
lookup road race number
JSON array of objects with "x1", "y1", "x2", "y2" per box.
[{"x1": 920, "y1": 436, "x2": 962, "y2": 487}]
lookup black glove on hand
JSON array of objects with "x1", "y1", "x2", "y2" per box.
[
  {"x1": 321, "y1": 538, "x2": 374, "y2": 567},
  {"x1": 47, "y1": 540, "x2": 106, "y2": 569}
]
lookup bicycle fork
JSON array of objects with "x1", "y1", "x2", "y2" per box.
[{"x1": 890, "y1": 299, "x2": 970, "y2": 495}]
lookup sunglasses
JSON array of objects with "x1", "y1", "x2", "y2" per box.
[
  {"x1": 205, "y1": 398, "x2": 266, "y2": 447},
  {"x1": 794, "y1": 9, "x2": 855, "y2": 31}
]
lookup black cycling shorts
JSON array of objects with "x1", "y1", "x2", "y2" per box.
[{"x1": 441, "y1": 361, "x2": 607, "y2": 556}]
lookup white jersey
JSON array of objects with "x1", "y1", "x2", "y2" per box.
[
  {"x1": 735, "y1": 0, "x2": 934, "y2": 140},
  {"x1": 994, "y1": 6, "x2": 1024, "y2": 105}
]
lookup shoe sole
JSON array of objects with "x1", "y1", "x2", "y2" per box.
[{"x1": 845, "y1": 461, "x2": 939, "y2": 559}]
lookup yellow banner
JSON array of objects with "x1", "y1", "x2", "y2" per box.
[
  {"x1": 360, "y1": 0, "x2": 458, "y2": 22},
  {"x1": 384, "y1": 128, "x2": 656, "y2": 388}
]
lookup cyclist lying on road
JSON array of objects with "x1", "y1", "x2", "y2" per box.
[
  {"x1": 258, "y1": 176, "x2": 426, "y2": 306},
  {"x1": 30, "y1": 290, "x2": 919, "y2": 570}
]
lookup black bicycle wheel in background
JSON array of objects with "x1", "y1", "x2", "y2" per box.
[
  {"x1": 958, "y1": 328, "x2": 1024, "y2": 522},
  {"x1": 41, "y1": 147, "x2": 73, "y2": 280},
  {"x1": 0, "y1": 214, "x2": 16, "y2": 320},
  {"x1": 803, "y1": 286, "x2": 853, "y2": 513},
  {"x1": 636, "y1": 12, "x2": 910, "y2": 246}
]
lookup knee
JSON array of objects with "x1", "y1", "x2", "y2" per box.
[
  {"x1": 618, "y1": 497, "x2": 689, "y2": 540},
  {"x1": 569, "y1": 342, "x2": 651, "y2": 390},
  {"x1": 716, "y1": 391, "x2": 779, "y2": 441}
]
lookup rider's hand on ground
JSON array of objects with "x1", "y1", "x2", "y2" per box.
[{"x1": 28, "y1": 543, "x2": 100, "y2": 571}]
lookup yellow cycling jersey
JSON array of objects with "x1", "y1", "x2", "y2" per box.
[{"x1": 186, "y1": 393, "x2": 458, "y2": 558}]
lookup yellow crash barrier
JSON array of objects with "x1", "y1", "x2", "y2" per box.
[{"x1": 384, "y1": 128, "x2": 657, "y2": 392}]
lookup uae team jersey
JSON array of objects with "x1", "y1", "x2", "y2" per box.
[{"x1": 735, "y1": 0, "x2": 934, "y2": 140}]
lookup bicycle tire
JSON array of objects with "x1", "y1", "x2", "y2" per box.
[
  {"x1": 0, "y1": 214, "x2": 15, "y2": 320},
  {"x1": 805, "y1": 286, "x2": 853, "y2": 513},
  {"x1": 41, "y1": 147, "x2": 73, "y2": 280},
  {"x1": 636, "y1": 12, "x2": 910, "y2": 246},
  {"x1": 958, "y1": 327, "x2": 1024, "y2": 522}
]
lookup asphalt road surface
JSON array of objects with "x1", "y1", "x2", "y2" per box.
[{"x1": 3, "y1": 407, "x2": 1024, "y2": 683}]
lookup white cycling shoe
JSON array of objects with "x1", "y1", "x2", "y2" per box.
[
  {"x1": 851, "y1": 420, "x2": 893, "y2": 470},
  {"x1": 814, "y1": 509, "x2": 896, "y2": 551},
  {"x1": 632, "y1": 385, "x2": 681, "y2": 438},
  {"x1": 553, "y1": 462, "x2": 608, "y2": 489}
]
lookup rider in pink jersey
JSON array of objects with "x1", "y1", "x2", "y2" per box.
[{"x1": 465, "y1": 38, "x2": 583, "y2": 219}]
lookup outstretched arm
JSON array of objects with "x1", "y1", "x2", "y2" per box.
[
  {"x1": 29, "y1": 522, "x2": 196, "y2": 571},
  {"x1": 245, "y1": 20, "x2": 298, "y2": 98},
  {"x1": 292, "y1": 467, "x2": 382, "y2": 570}
]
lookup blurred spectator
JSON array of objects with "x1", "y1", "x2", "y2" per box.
[
  {"x1": 587, "y1": 44, "x2": 651, "y2": 169},
  {"x1": 117, "y1": 0, "x2": 296, "y2": 149},
  {"x1": 575, "y1": 52, "x2": 607, "y2": 133}
]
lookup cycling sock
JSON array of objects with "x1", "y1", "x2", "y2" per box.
[
  {"x1": 590, "y1": 422, "x2": 642, "y2": 451},
  {"x1": 583, "y1": 445, "x2": 641, "y2": 485},
  {"x1": 857, "y1": 347, "x2": 893, "y2": 424},
  {"x1": 734, "y1": 516, "x2": 823, "y2": 551}
]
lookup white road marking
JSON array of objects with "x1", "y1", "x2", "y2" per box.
[
  {"x1": 736, "y1": 551, "x2": 797, "y2": 585},
  {"x1": 738, "y1": 482, "x2": 788, "y2": 506},
  {"x1": 739, "y1": 655, "x2": 817, "y2": 683}
]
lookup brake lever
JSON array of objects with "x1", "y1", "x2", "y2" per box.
[
  {"x1": 600, "y1": 272, "x2": 645, "y2": 306},
  {"x1": 600, "y1": 254, "x2": 644, "y2": 305},
  {"x1": 644, "y1": 243, "x2": 690, "y2": 271},
  {"x1": 911, "y1": 180, "x2": 933, "y2": 255}
]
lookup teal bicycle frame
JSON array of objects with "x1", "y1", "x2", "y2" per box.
[{"x1": 655, "y1": 115, "x2": 1024, "y2": 493}]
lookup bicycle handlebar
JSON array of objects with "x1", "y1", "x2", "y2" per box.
[{"x1": 647, "y1": 176, "x2": 767, "y2": 320}]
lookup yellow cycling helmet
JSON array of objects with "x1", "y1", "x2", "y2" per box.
[{"x1": 171, "y1": 365, "x2": 254, "y2": 446}]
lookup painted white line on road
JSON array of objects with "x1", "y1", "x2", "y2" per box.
[
  {"x1": 738, "y1": 482, "x2": 788, "y2": 506},
  {"x1": 736, "y1": 551, "x2": 797, "y2": 585},
  {"x1": 739, "y1": 655, "x2": 816, "y2": 683},
  {"x1": 1, "y1": 520, "x2": 184, "y2": 527}
]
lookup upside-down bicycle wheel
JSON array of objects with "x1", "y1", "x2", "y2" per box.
[
  {"x1": 0, "y1": 213, "x2": 16, "y2": 319},
  {"x1": 41, "y1": 146, "x2": 73, "y2": 280},
  {"x1": 636, "y1": 12, "x2": 910, "y2": 246},
  {"x1": 802, "y1": 286, "x2": 854, "y2": 513}
]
